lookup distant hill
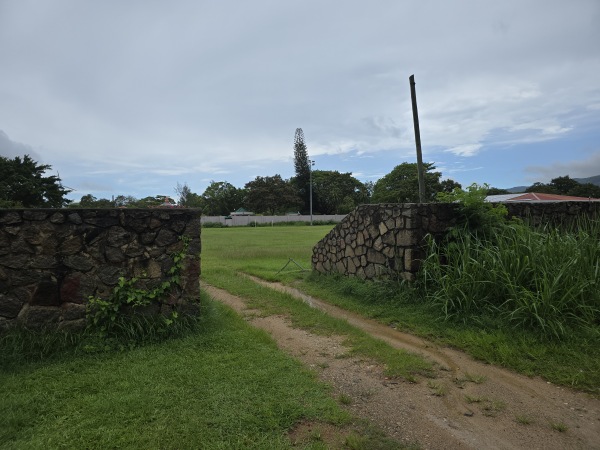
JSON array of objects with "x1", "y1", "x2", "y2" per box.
[
  {"x1": 574, "y1": 175, "x2": 600, "y2": 186},
  {"x1": 505, "y1": 174, "x2": 600, "y2": 193},
  {"x1": 506, "y1": 185, "x2": 528, "y2": 193}
]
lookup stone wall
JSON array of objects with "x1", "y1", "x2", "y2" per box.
[
  {"x1": 503, "y1": 201, "x2": 600, "y2": 226},
  {"x1": 312, "y1": 201, "x2": 600, "y2": 281},
  {"x1": 312, "y1": 203, "x2": 458, "y2": 281},
  {"x1": 0, "y1": 208, "x2": 201, "y2": 330}
]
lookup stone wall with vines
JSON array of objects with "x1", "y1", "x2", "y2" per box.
[{"x1": 0, "y1": 208, "x2": 201, "y2": 330}]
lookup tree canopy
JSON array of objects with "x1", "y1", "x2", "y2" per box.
[
  {"x1": 525, "y1": 175, "x2": 600, "y2": 198},
  {"x1": 200, "y1": 181, "x2": 245, "y2": 216},
  {"x1": 311, "y1": 170, "x2": 370, "y2": 214},
  {"x1": 371, "y1": 162, "x2": 451, "y2": 203},
  {"x1": 244, "y1": 175, "x2": 302, "y2": 215},
  {"x1": 0, "y1": 155, "x2": 71, "y2": 208}
]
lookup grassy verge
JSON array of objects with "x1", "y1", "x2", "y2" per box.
[
  {"x1": 202, "y1": 226, "x2": 600, "y2": 395},
  {"x1": 1, "y1": 294, "x2": 354, "y2": 449}
]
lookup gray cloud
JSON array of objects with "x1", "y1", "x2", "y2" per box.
[
  {"x1": 0, "y1": 130, "x2": 40, "y2": 160},
  {"x1": 1, "y1": 0, "x2": 599, "y2": 197},
  {"x1": 526, "y1": 152, "x2": 600, "y2": 182}
]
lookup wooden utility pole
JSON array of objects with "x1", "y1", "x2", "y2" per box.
[{"x1": 409, "y1": 74, "x2": 426, "y2": 203}]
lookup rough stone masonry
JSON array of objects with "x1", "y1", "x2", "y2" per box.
[
  {"x1": 312, "y1": 203, "x2": 459, "y2": 280},
  {"x1": 312, "y1": 201, "x2": 600, "y2": 281},
  {"x1": 0, "y1": 208, "x2": 201, "y2": 330}
]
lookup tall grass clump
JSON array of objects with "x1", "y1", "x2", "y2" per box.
[{"x1": 426, "y1": 185, "x2": 600, "y2": 339}]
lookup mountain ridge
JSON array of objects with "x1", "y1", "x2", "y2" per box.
[{"x1": 505, "y1": 174, "x2": 600, "y2": 193}]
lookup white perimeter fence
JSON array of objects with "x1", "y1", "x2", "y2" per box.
[{"x1": 201, "y1": 214, "x2": 347, "y2": 227}]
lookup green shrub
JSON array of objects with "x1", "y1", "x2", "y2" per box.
[
  {"x1": 437, "y1": 183, "x2": 508, "y2": 236},
  {"x1": 201, "y1": 221, "x2": 227, "y2": 228}
]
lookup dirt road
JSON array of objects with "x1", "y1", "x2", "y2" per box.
[{"x1": 205, "y1": 280, "x2": 600, "y2": 449}]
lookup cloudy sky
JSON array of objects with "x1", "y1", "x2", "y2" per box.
[{"x1": 1, "y1": 0, "x2": 599, "y2": 201}]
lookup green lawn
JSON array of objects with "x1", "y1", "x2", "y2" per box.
[
  {"x1": 202, "y1": 225, "x2": 600, "y2": 395},
  {"x1": 1, "y1": 296, "x2": 353, "y2": 449}
]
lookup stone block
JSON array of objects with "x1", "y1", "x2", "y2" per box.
[
  {"x1": 105, "y1": 247, "x2": 125, "y2": 263},
  {"x1": 378, "y1": 222, "x2": 388, "y2": 235},
  {"x1": 50, "y1": 212, "x2": 66, "y2": 224},
  {"x1": 107, "y1": 226, "x2": 133, "y2": 247},
  {"x1": 19, "y1": 305, "x2": 61, "y2": 327},
  {"x1": 60, "y1": 302, "x2": 87, "y2": 321},
  {"x1": 373, "y1": 236, "x2": 383, "y2": 251},
  {"x1": 23, "y1": 211, "x2": 48, "y2": 221},
  {"x1": 67, "y1": 213, "x2": 83, "y2": 224},
  {"x1": 347, "y1": 257, "x2": 357, "y2": 274},
  {"x1": 381, "y1": 231, "x2": 396, "y2": 246},
  {"x1": 140, "y1": 231, "x2": 157, "y2": 245},
  {"x1": 366, "y1": 249, "x2": 386, "y2": 265},
  {"x1": 63, "y1": 255, "x2": 94, "y2": 272},
  {"x1": 0, "y1": 212, "x2": 22, "y2": 225},
  {"x1": 0, "y1": 254, "x2": 29, "y2": 269},
  {"x1": 364, "y1": 265, "x2": 376, "y2": 279},
  {"x1": 61, "y1": 235, "x2": 83, "y2": 254},
  {"x1": 396, "y1": 229, "x2": 417, "y2": 246},
  {"x1": 155, "y1": 229, "x2": 178, "y2": 247},
  {"x1": 0, "y1": 293, "x2": 25, "y2": 318},
  {"x1": 29, "y1": 255, "x2": 59, "y2": 269}
]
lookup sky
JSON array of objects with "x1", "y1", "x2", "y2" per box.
[{"x1": 1, "y1": 0, "x2": 599, "y2": 202}]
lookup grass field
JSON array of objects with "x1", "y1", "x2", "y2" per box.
[
  {"x1": 202, "y1": 226, "x2": 434, "y2": 382},
  {"x1": 202, "y1": 225, "x2": 600, "y2": 394},
  {"x1": 1, "y1": 293, "x2": 363, "y2": 449}
]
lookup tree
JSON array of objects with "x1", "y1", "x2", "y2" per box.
[
  {"x1": 175, "y1": 182, "x2": 193, "y2": 206},
  {"x1": 244, "y1": 175, "x2": 302, "y2": 215},
  {"x1": 293, "y1": 128, "x2": 311, "y2": 213},
  {"x1": 524, "y1": 175, "x2": 600, "y2": 197},
  {"x1": 200, "y1": 181, "x2": 245, "y2": 215},
  {"x1": 174, "y1": 182, "x2": 203, "y2": 207},
  {"x1": 131, "y1": 196, "x2": 169, "y2": 208},
  {"x1": 114, "y1": 195, "x2": 138, "y2": 207},
  {"x1": 568, "y1": 182, "x2": 600, "y2": 198},
  {"x1": 0, "y1": 154, "x2": 71, "y2": 207},
  {"x1": 549, "y1": 175, "x2": 579, "y2": 195},
  {"x1": 525, "y1": 182, "x2": 557, "y2": 194},
  {"x1": 78, "y1": 194, "x2": 113, "y2": 208},
  {"x1": 181, "y1": 192, "x2": 204, "y2": 208},
  {"x1": 440, "y1": 179, "x2": 462, "y2": 193},
  {"x1": 486, "y1": 187, "x2": 510, "y2": 195},
  {"x1": 371, "y1": 162, "x2": 444, "y2": 203},
  {"x1": 311, "y1": 170, "x2": 370, "y2": 214}
]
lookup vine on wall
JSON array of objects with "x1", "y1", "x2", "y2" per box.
[{"x1": 86, "y1": 236, "x2": 191, "y2": 339}]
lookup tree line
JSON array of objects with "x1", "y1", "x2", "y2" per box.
[{"x1": 3, "y1": 131, "x2": 599, "y2": 212}]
